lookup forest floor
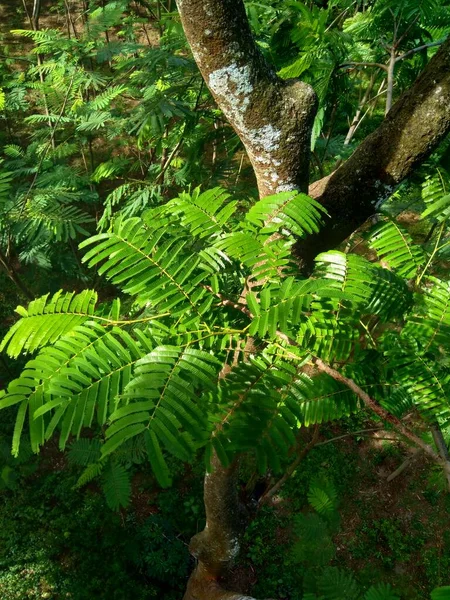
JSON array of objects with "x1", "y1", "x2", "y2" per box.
[{"x1": 228, "y1": 421, "x2": 450, "y2": 599}]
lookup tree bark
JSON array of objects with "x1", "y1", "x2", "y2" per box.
[
  {"x1": 300, "y1": 37, "x2": 450, "y2": 267},
  {"x1": 176, "y1": 0, "x2": 317, "y2": 197},
  {"x1": 183, "y1": 454, "x2": 272, "y2": 600}
]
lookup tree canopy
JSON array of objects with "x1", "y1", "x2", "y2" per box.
[{"x1": 1, "y1": 1, "x2": 450, "y2": 599}]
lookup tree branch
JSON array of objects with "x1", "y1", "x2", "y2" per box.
[
  {"x1": 395, "y1": 38, "x2": 447, "y2": 63},
  {"x1": 300, "y1": 37, "x2": 450, "y2": 268},
  {"x1": 314, "y1": 358, "x2": 450, "y2": 476},
  {"x1": 386, "y1": 448, "x2": 422, "y2": 482},
  {"x1": 260, "y1": 425, "x2": 320, "y2": 504},
  {"x1": 175, "y1": 0, "x2": 317, "y2": 196},
  {"x1": 339, "y1": 61, "x2": 388, "y2": 72}
]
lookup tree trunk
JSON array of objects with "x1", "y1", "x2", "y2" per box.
[
  {"x1": 176, "y1": 0, "x2": 316, "y2": 197},
  {"x1": 183, "y1": 454, "x2": 271, "y2": 600}
]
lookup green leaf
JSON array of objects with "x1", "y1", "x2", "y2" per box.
[
  {"x1": 245, "y1": 191, "x2": 326, "y2": 237},
  {"x1": 364, "y1": 583, "x2": 400, "y2": 600},
  {"x1": 368, "y1": 219, "x2": 425, "y2": 278},
  {"x1": 101, "y1": 462, "x2": 131, "y2": 511},
  {"x1": 80, "y1": 216, "x2": 213, "y2": 318},
  {"x1": 432, "y1": 587, "x2": 450, "y2": 600},
  {"x1": 68, "y1": 438, "x2": 102, "y2": 466},
  {"x1": 316, "y1": 567, "x2": 360, "y2": 600},
  {"x1": 145, "y1": 430, "x2": 172, "y2": 488},
  {"x1": 0, "y1": 290, "x2": 98, "y2": 358}
]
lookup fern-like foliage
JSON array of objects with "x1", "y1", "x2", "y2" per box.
[
  {"x1": 292, "y1": 512, "x2": 336, "y2": 566},
  {"x1": 364, "y1": 584, "x2": 400, "y2": 600},
  {"x1": 1, "y1": 184, "x2": 450, "y2": 501},
  {"x1": 421, "y1": 168, "x2": 450, "y2": 223},
  {"x1": 68, "y1": 438, "x2": 102, "y2": 466},
  {"x1": 80, "y1": 216, "x2": 215, "y2": 319},
  {"x1": 368, "y1": 219, "x2": 426, "y2": 278},
  {"x1": 149, "y1": 187, "x2": 237, "y2": 240},
  {"x1": 103, "y1": 346, "x2": 220, "y2": 484},
  {"x1": 101, "y1": 461, "x2": 131, "y2": 511},
  {"x1": 316, "y1": 567, "x2": 360, "y2": 600},
  {"x1": 245, "y1": 191, "x2": 326, "y2": 237},
  {"x1": 432, "y1": 587, "x2": 450, "y2": 600},
  {"x1": 402, "y1": 277, "x2": 450, "y2": 353},
  {"x1": 0, "y1": 290, "x2": 98, "y2": 358},
  {"x1": 307, "y1": 476, "x2": 339, "y2": 519}
]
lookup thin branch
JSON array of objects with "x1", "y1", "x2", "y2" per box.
[
  {"x1": 203, "y1": 286, "x2": 252, "y2": 318},
  {"x1": 396, "y1": 38, "x2": 447, "y2": 63},
  {"x1": 339, "y1": 61, "x2": 389, "y2": 72},
  {"x1": 315, "y1": 427, "x2": 385, "y2": 446},
  {"x1": 17, "y1": 75, "x2": 75, "y2": 216},
  {"x1": 314, "y1": 358, "x2": 450, "y2": 476},
  {"x1": 386, "y1": 448, "x2": 422, "y2": 482},
  {"x1": 260, "y1": 425, "x2": 320, "y2": 503},
  {"x1": 394, "y1": 13, "x2": 420, "y2": 49},
  {"x1": 386, "y1": 47, "x2": 397, "y2": 114}
]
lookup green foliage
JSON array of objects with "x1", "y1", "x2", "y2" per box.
[
  {"x1": 350, "y1": 517, "x2": 426, "y2": 569},
  {"x1": 368, "y1": 219, "x2": 426, "y2": 278},
  {"x1": 101, "y1": 461, "x2": 131, "y2": 510},
  {"x1": 0, "y1": 290, "x2": 98, "y2": 358},
  {"x1": 432, "y1": 587, "x2": 450, "y2": 600},
  {"x1": 0, "y1": 466, "x2": 165, "y2": 599},
  {"x1": 364, "y1": 583, "x2": 400, "y2": 600},
  {"x1": 1, "y1": 172, "x2": 450, "y2": 499},
  {"x1": 316, "y1": 567, "x2": 360, "y2": 600},
  {"x1": 1, "y1": 3, "x2": 450, "y2": 597},
  {"x1": 68, "y1": 438, "x2": 102, "y2": 466},
  {"x1": 307, "y1": 476, "x2": 339, "y2": 519}
]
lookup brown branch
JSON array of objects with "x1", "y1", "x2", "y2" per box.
[
  {"x1": 386, "y1": 448, "x2": 422, "y2": 482},
  {"x1": 385, "y1": 47, "x2": 397, "y2": 114},
  {"x1": 395, "y1": 38, "x2": 447, "y2": 63},
  {"x1": 315, "y1": 427, "x2": 385, "y2": 446},
  {"x1": 314, "y1": 358, "x2": 450, "y2": 476},
  {"x1": 260, "y1": 425, "x2": 320, "y2": 504},
  {"x1": 203, "y1": 285, "x2": 252, "y2": 318},
  {"x1": 339, "y1": 61, "x2": 389, "y2": 72}
]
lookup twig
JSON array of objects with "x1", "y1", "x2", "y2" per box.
[
  {"x1": 260, "y1": 425, "x2": 320, "y2": 503},
  {"x1": 314, "y1": 427, "x2": 385, "y2": 446},
  {"x1": 314, "y1": 358, "x2": 450, "y2": 476},
  {"x1": 386, "y1": 448, "x2": 422, "y2": 482},
  {"x1": 395, "y1": 38, "x2": 446, "y2": 62},
  {"x1": 339, "y1": 61, "x2": 389, "y2": 72}
]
